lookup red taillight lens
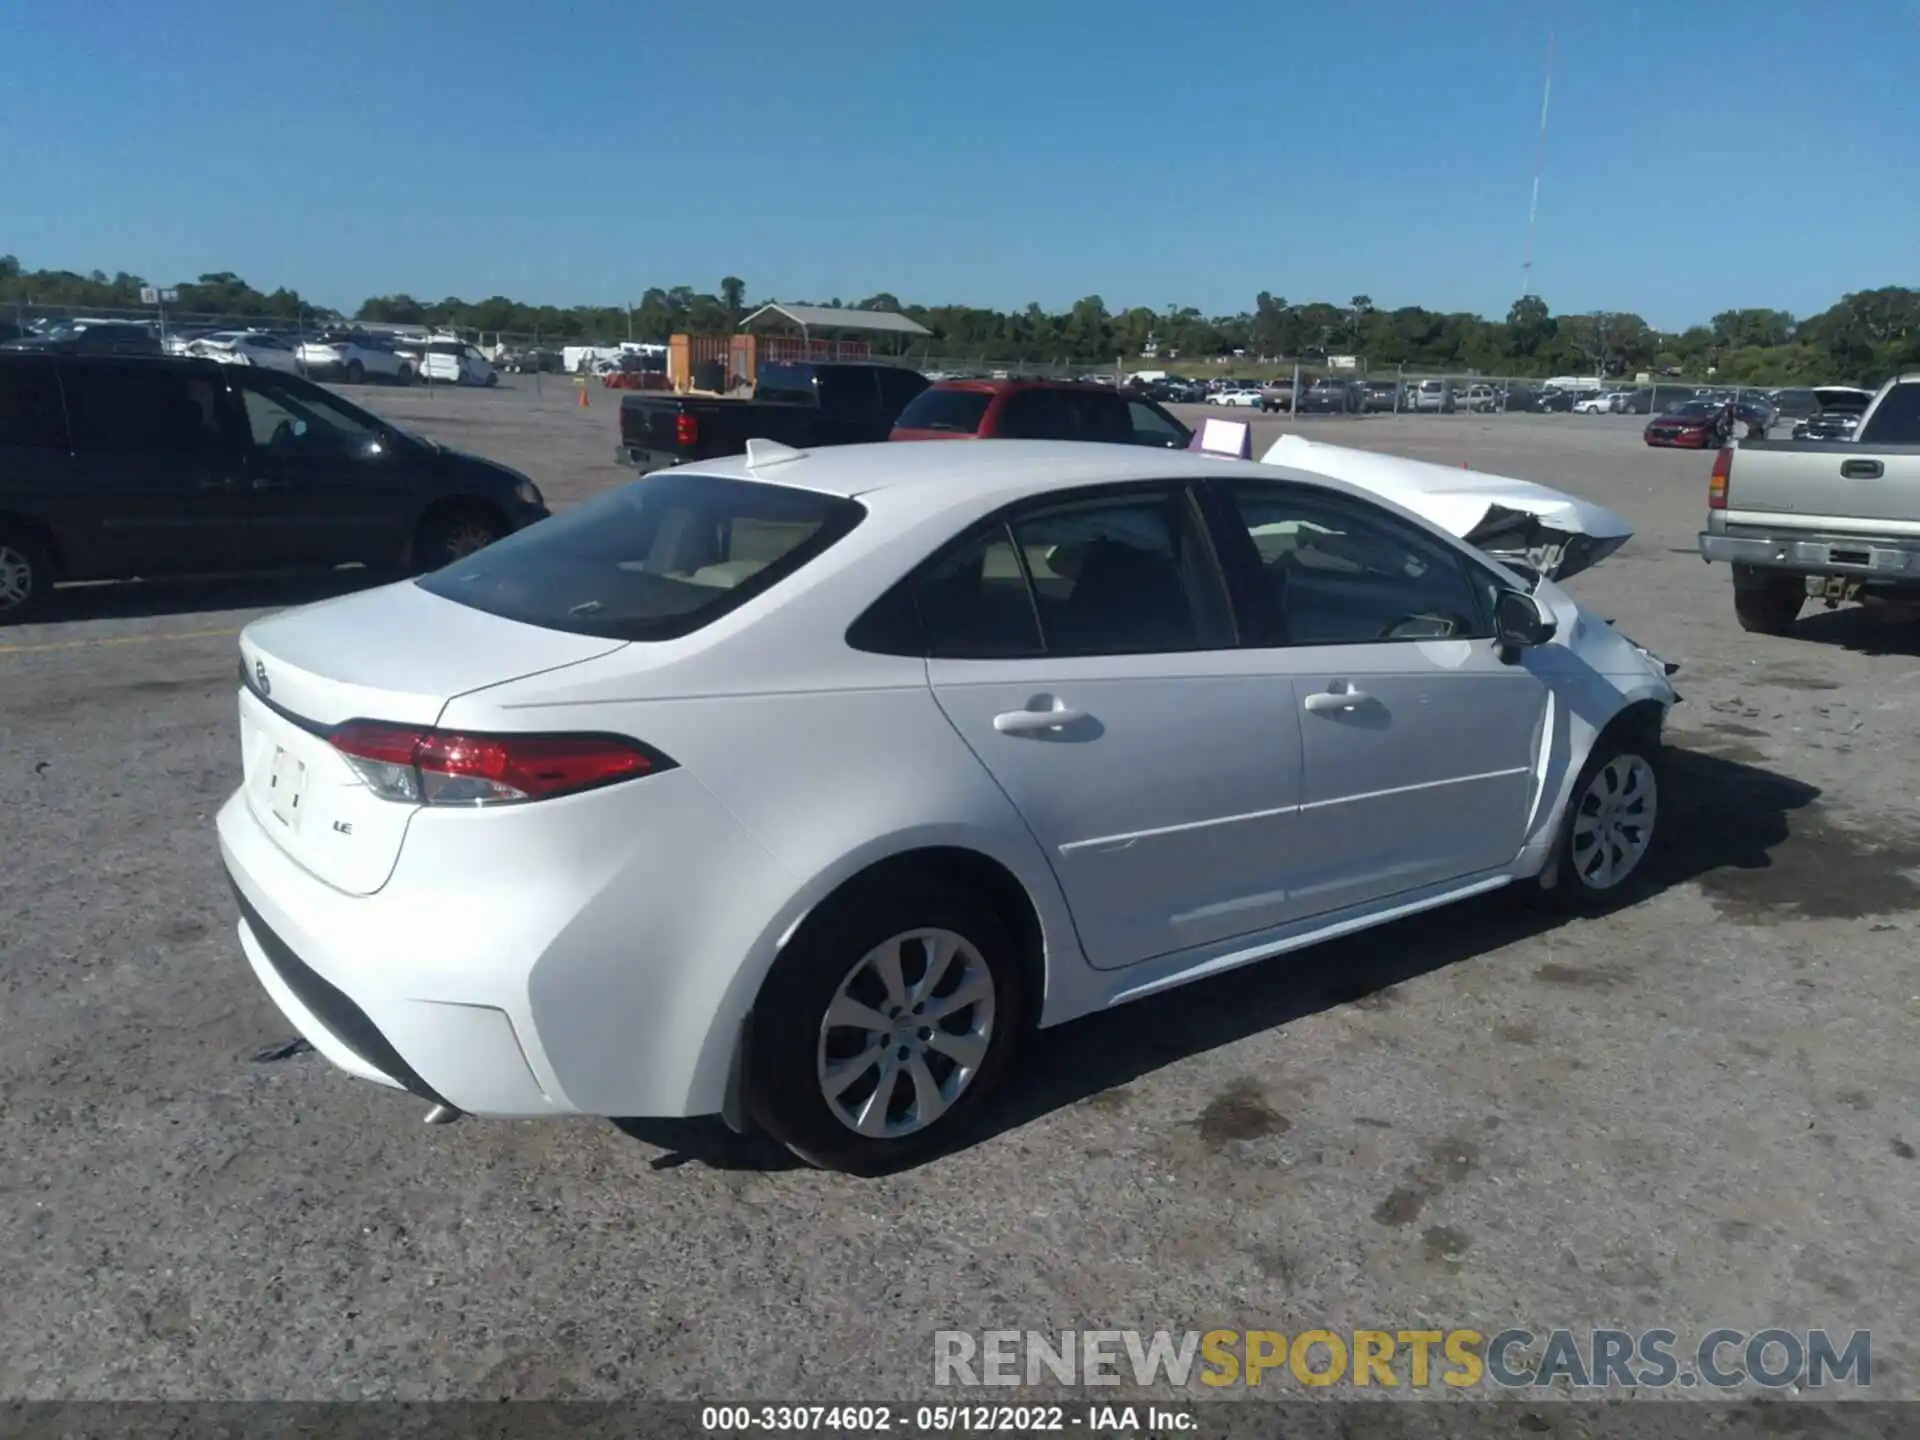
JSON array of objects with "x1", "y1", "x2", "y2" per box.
[
  {"x1": 1708, "y1": 448, "x2": 1731, "y2": 510},
  {"x1": 675, "y1": 412, "x2": 700, "y2": 447},
  {"x1": 329, "y1": 722, "x2": 669, "y2": 806}
]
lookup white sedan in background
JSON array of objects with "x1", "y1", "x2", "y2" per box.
[
  {"x1": 219, "y1": 436, "x2": 1675, "y2": 1173},
  {"x1": 1572, "y1": 392, "x2": 1618, "y2": 414},
  {"x1": 295, "y1": 334, "x2": 414, "y2": 384},
  {"x1": 186, "y1": 331, "x2": 304, "y2": 372},
  {"x1": 1211, "y1": 387, "x2": 1264, "y2": 406}
]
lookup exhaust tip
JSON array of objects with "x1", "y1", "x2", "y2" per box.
[{"x1": 423, "y1": 1103, "x2": 464, "y2": 1126}]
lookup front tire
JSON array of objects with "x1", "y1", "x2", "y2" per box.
[
  {"x1": 1546, "y1": 732, "x2": 1662, "y2": 912},
  {"x1": 0, "y1": 530, "x2": 53, "y2": 625},
  {"x1": 746, "y1": 882, "x2": 1026, "y2": 1175},
  {"x1": 344, "y1": 360, "x2": 365, "y2": 384},
  {"x1": 1732, "y1": 567, "x2": 1804, "y2": 635}
]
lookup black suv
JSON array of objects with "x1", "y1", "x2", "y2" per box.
[{"x1": 0, "y1": 353, "x2": 551, "y2": 622}]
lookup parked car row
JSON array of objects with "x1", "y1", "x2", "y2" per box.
[{"x1": 0, "y1": 318, "x2": 511, "y2": 388}]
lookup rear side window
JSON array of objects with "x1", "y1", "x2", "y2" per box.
[
  {"x1": 61, "y1": 363, "x2": 228, "y2": 457},
  {"x1": 416, "y1": 473, "x2": 864, "y2": 641},
  {"x1": 0, "y1": 362, "x2": 68, "y2": 448},
  {"x1": 893, "y1": 388, "x2": 992, "y2": 434}
]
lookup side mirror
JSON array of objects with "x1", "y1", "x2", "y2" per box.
[{"x1": 1495, "y1": 589, "x2": 1557, "y2": 655}]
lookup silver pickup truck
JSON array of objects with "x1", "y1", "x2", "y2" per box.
[{"x1": 1698, "y1": 374, "x2": 1920, "y2": 634}]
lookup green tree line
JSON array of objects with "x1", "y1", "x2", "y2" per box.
[{"x1": 3, "y1": 255, "x2": 1914, "y2": 384}]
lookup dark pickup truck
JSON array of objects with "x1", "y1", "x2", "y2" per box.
[{"x1": 617, "y1": 361, "x2": 931, "y2": 474}]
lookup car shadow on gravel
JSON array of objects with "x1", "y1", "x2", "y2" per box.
[
  {"x1": 34, "y1": 568, "x2": 386, "y2": 624},
  {"x1": 1789, "y1": 604, "x2": 1920, "y2": 657},
  {"x1": 613, "y1": 746, "x2": 1821, "y2": 1174}
]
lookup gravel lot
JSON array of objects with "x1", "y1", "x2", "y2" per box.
[{"x1": 3, "y1": 381, "x2": 1918, "y2": 1402}]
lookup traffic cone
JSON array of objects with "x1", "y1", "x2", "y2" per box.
[{"x1": 578, "y1": 386, "x2": 589, "y2": 408}]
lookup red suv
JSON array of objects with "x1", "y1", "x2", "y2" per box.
[{"x1": 889, "y1": 379, "x2": 1192, "y2": 449}]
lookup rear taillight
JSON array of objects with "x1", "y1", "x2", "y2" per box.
[
  {"x1": 328, "y1": 722, "x2": 671, "y2": 806},
  {"x1": 675, "y1": 412, "x2": 700, "y2": 447},
  {"x1": 1708, "y1": 448, "x2": 1731, "y2": 510}
]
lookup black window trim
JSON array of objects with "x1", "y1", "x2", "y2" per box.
[
  {"x1": 1196, "y1": 475, "x2": 1503, "y2": 649},
  {"x1": 846, "y1": 477, "x2": 1239, "y2": 661}
]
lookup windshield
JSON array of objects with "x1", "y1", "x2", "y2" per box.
[{"x1": 415, "y1": 472, "x2": 866, "y2": 641}]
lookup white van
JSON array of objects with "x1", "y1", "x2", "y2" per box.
[{"x1": 420, "y1": 340, "x2": 499, "y2": 387}]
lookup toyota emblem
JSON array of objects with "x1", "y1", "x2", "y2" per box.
[{"x1": 254, "y1": 659, "x2": 271, "y2": 696}]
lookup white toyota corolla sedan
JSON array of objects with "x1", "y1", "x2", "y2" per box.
[{"x1": 218, "y1": 436, "x2": 1677, "y2": 1172}]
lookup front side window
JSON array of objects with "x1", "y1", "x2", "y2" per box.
[
  {"x1": 418, "y1": 472, "x2": 864, "y2": 640},
  {"x1": 238, "y1": 374, "x2": 379, "y2": 456},
  {"x1": 1862, "y1": 385, "x2": 1920, "y2": 445},
  {"x1": 1127, "y1": 399, "x2": 1189, "y2": 448},
  {"x1": 1216, "y1": 479, "x2": 1494, "y2": 645}
]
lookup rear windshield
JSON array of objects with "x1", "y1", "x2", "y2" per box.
[
  {"x1": 893, "y1": 387, "x2": 993, "y2": 434},
  {"x1": 416, "y1": 473, "x2": 865, "y2": 641}
]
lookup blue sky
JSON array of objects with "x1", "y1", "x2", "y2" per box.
[{"x1": 3, "y1": 0, "x2": 1913, "y2": 329}]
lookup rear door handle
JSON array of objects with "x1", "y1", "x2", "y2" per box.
[
  {"x1": 1304, "y1": 688, "x2": 1373, "y2": 713},
  {"x1": 993, "y1": 704, "x2": 1089, "y2": 735},
  {"x1": 1840, "y1": 459, "x2": 1884, "y2": 480}
]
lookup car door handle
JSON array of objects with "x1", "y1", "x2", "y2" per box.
[
  {"x1": 1304, "y1": 688, "x2": 1373, "y2": 713},
  {"x1": 993, "y1": 705, "x2": 1089, "y2": 735},
  {"x1": 1840, "y1": 459, "x2": 1884, "y2": 480},
  {"x1": 197, "y1": 476, "x2": 237, "y2": 491},
  {"x1": 250, "y1": 477, "x2": 291, "y2": 490}
]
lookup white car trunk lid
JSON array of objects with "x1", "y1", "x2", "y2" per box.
[
  {"x1": 1260, "y1": 433, "x2": 1633, "y2": 580},
  {"x1": 237, "y1": 581, "x2": 626, "y2": 894}
]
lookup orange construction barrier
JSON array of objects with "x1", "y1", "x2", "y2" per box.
[{"x1": 578, "y1": 385, "x2": 589, "y2": 408}]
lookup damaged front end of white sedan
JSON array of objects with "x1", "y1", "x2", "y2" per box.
[{"x1": 1259, "y1": 433, "x2": 1680, "y2": 679}]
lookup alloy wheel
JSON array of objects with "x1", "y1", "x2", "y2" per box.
[
  {"x1": 815, "y1": 928, "x2": 996, "y2": 1140},
  {"x1": 442, "y1": 522, "x2": 497, "y2": 560},
  {"x1": 0, "y1": 545, "x2": 35, "y2": 612},
  {"x1": 1569, "y1": 754, "x2": 1658, "y2": 890}
]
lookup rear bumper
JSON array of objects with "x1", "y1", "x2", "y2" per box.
[
  {"x1": 1698, "y1": 531, "x2": 1920, "y2": 580},
  {"x1": 217, "y1": 763, "x2": 776, "y2": 1121},
  {"x1": 618, "y1": 445, "x2": 682, "y2": 474}
]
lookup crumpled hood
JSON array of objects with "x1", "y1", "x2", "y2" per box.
[{"x1": 1258, "y1": 433, "x2": 1633, "y2": 581}]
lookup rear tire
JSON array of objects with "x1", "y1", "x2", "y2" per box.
[
  {"x1": 0, "y1": 530, "x2": 53, "y2": 625},
  {"x1": 344, "y1": 360, "x2": 365, "y2": 384},
  {"x1": 1732, "y1": 568, "x2": 1804, "y2": 635},
  {"x1": 410, "y1": 505, "x2": 506, "y2": 573},
  {"x1": 745, "y1": 881, "x2": 1027, "y2": 1175}
]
